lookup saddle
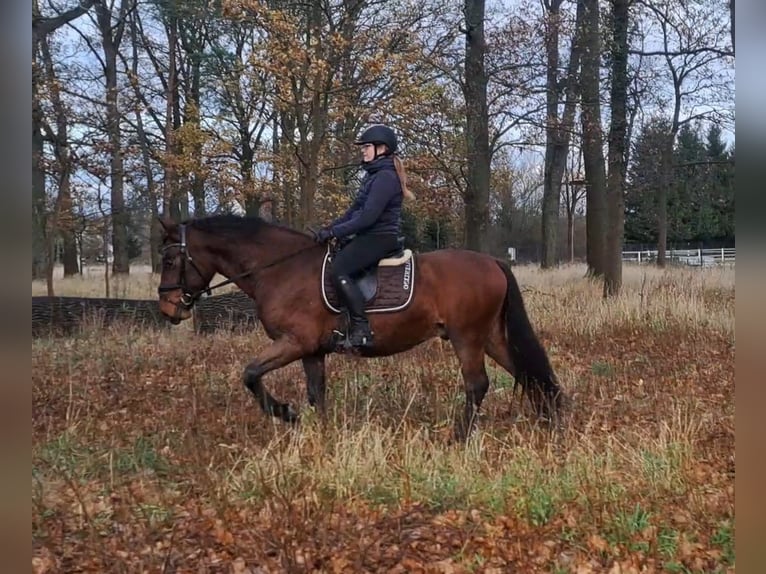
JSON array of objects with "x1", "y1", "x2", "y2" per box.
[{"x1": 321, "y1": 239, "x2": 416, "y2": 314}]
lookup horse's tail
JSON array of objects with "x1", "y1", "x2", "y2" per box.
[{"x1": 496, "y1": 259, "x2": 563, "y2": 420}]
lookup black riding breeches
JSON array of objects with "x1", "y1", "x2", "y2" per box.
[{"x1": 330, "y1": 234, "x2": 400, "y2": 284}]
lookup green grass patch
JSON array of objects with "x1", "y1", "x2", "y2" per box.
[
  {"x1": 607, "y1": 502, "x2": 651, "y2": 545},
  {"x1": 711, "y1": 520, "x2": 735, "y2": 566},
  {"x1": 591, "y1": 360, "x2": 615, "y2": 378}
]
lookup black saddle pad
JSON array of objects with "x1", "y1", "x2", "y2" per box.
[{"x1": 321, "y1": 249, "x2": 415, "y2": 314}]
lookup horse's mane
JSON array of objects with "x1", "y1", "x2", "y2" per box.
[{"x1": 186, "y1": 214, "x2": 312, "y2": 243}]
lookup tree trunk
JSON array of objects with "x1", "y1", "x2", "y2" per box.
[
  {"x1": 656, "y1": 52, "x2": 684, "y2": 267},
  {"x1": 32, "y1": 10, "x2": 47, "y2": 282},
  {"x1": 33, "y1": 33, "x2": 49, "y2": 283},
  {"x1": 565, "y1": 186, "x2": 575, "y2": 263},
  {"x1": 580, "y1": 0, "x2": 607, "y2": 277},
  {"x1": 604, "y1": 0, "x2": 629, "y2": 297},
  {"x1": 298, "y1": 139, "x2": 320, "y2": 228},
  {"x1": 40, "y1": 36, "x2": 79, "y2": 277},
  {"x1": 541, "y1": 0, "x2": 583, "y2": 268},
  {"x1": 730, "y1": 0, "x2": 735, "y2": 56},
  {"x1": 541, "y1": 0, "x2": 563, "y2": 268},
  {"x1": 188, "y1": 69, "x2": 206, "y2": 216},
  {"x1": 32, "y1": 78, "x2": 48, "y2": 281},
  {"x1": 96, "y1": 0, "x2": 130, "y2": 275},
  {"x1": 656, "y1": 135, "x2": 673, "y2": 267},
  {"x1": 106, "y1": 56, "x2": 129, "y2": 275},
  {"x1": 240, "y1": 116, "x2": 258, "y2": 215},
  {"x1": 45, "y1": 222, "x2": 57, "y2": 298},
  {"x1": 59, "y1": 182, "x2": 79, "y2": 276},
  {"x1": 334, "y1": 109, "x2": 357, "y2": 202},
  {"x1": 278, "y1": 112, "x2": 295, "y2": 226},
  {"x1": 463, "y1": 0, "x2": 491, "y2": 253},
  {"x1": 294, "y1": 2, "x2": 329, "y2": 229},
  {"x1": 191, "y1": 162, "x2": 206, "y2": 216},
  {"x1": 243, "y1": 170, "x2": 261, "y2": 216},
  {"x1": 129, "y1": 16, "x2": 162, "y2": 273},
  {"x1": 134, "y1": 86, "x2": 161, "y2": 273},
  {"x1": 163, "y1": 13, "x2": 181, "y2": 220},
  {"x1": 56, "y1": 138, "x2": 79, "y2": 277}
]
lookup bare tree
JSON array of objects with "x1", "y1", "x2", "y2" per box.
[
  {"x1": 39, "y1": 34, "x2": 79, "y2": 282},
  {"x1": 579, "y1": 0, "x2": 606, "y2": 276},
  {"x1": 540, "y1": 0, "x2": 584, "y2": 268},
  {"x1": 176, "y1": 1, "x2": 213, "y2": 216},
  {"x1": 633, "y1": 0, "x2": 734, "y2": 266},
  {"x1": 126, "y1": 7, "x2": 162, "y2": 271},
  {"x1": 207, "y1": 22, "x2": 273, "y2": 215},
  {"x1": 94, "y1": 0, "x2": 132, "y2": 274},
  {"x1": 32, "y1": 0, "x2": 96, "y2": 280},
  {"x1": 463, "y1": 0, "x2": 491, "y2": 252},
  {"x1": 730, "y1": 0, "x2": 735, "y2": 56},
  {"x1": 159, "y1": 2, "x2": 184, "y2": 220},
  {"x1": 604, "y1": 0, "x2": 630, "y2": 297}
]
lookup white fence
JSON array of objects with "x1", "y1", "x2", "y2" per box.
[{"x1": 622, "y1": 248, "x2": 735, "y2": 267}]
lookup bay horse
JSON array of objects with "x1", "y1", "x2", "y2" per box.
[{"x1": 156, "y1": 214, "x2": 563, "y2": 438}]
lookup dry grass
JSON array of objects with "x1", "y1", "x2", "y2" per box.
[
  {"x1": 32, "y1": 264, "x2": 734, "y2": 573},
  {"x1": 513, "y1": 263, "x2": 735, "y2": 337},
  {"x1": 32, "y1": 264, "x2": 235, "y2": 299}
]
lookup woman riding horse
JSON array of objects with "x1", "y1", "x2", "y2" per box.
[
  {"x1": 315, "y1": 124, "x2": 415, "y2": 349},
  {"x1": 156, "y1": 128, "x2": 564, "y2": 438}
]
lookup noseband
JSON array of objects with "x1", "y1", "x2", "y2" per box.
[{"x1": 157, "y1": 224, "x2": 211, "y2": 309}]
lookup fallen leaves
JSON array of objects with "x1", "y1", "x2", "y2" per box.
[
  {"x1": 32, "y1": 294, "x2": 735, "y2": 573},
  {"x1": 588, "y1": 534, "x2": 610, "y2": 553}
]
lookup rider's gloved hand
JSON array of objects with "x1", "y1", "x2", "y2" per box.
[{"x1": 315, "y1": 228, "x2": 334, "y2": 243}]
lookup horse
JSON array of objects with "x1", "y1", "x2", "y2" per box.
[{"x1": 156, "y1": 214, "x2": 564, "y2": 438}]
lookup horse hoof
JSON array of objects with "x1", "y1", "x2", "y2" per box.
[{"x1": 282, "y1": 404, "x2": 300, "y2": 424}]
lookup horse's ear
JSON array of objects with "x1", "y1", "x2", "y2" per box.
[{"x1": 157, "y1": 215, "x2": 175, "y2": 233}]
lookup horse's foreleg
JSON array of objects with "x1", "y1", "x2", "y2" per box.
[
  {"x1": 302, "y1": 354, "x2": 327, "y2": 416},
  {"x1": 243, "y1": 338, "x2": 304, "y2": 423}
]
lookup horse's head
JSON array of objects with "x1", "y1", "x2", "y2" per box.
[{"x1": 156, "y1": 217, "x2": 215, "y2": 324}]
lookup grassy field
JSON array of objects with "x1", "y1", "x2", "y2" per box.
[{"x1": 32, "y1": 264, "x2": 735, "y2": 573}]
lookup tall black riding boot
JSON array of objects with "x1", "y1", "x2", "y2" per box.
[{"x1": 335, "y1": 275, "x2": 374, "y2": 348}]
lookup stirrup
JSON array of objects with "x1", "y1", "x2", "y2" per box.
[
  {"x1": 347, "y1": 318, "x2": 374, "y2": 348},
  {"x1": 347, "y1": 329, "x2": 373, "y2": 347}
]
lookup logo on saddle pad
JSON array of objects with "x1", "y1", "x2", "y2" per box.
[{"x1": 321, "y1": 247, "x2": 416, "y2": 314}]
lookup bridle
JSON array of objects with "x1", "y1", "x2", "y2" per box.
[
  {"x1": 157, "y1": 223, "x2": 322, "y2": 311},
  {"x1": 157, "y1": 224, "x2": 214, "y2": 309}
]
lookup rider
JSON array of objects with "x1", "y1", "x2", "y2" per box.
[{"x1": 316, "y1": 124, "x2": 415, "y2": 348}]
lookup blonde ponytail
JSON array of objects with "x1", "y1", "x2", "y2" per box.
[{"x1": 393, "y1": 155, "x2": 416, "y2": 201}]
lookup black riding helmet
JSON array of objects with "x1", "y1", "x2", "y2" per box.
[{"x1": 354, "y1": 124, "x2": 398, "y2": 155}]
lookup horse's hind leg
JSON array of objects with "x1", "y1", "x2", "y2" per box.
[
  {"x1": 451, "y1": 337, "x2": 490, "y2": 441},
  {"x1": 485, "y1": 334, "x2": 515, "y2": 375},
  {"x1": 302, "y1": 354, "x2": 327, "y2": 416},
  {"x1": 243, "y1": 337, "x2": 304, "y2": 423}
]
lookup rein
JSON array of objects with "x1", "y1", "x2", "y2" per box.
[{"x1": 158, "y1": 223, "x2": 320, "y2": 307}]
